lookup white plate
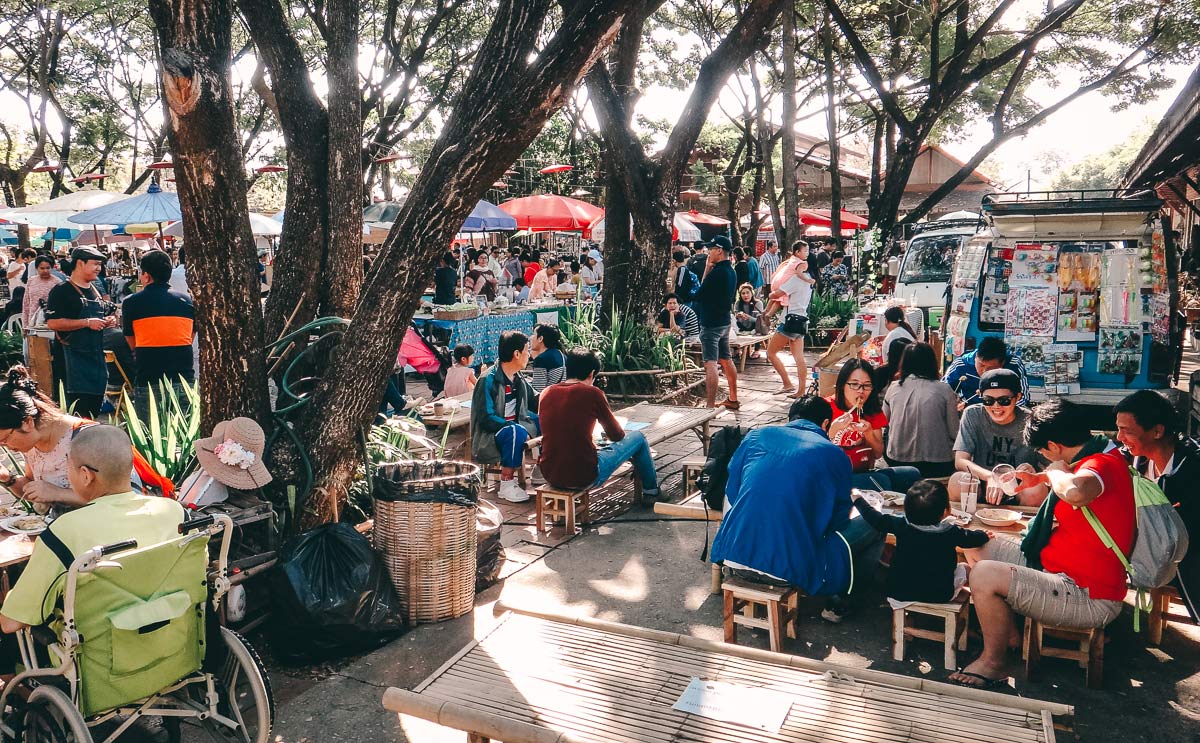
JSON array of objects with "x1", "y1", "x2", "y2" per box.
[
  {"x1": 1, "y1": 515, "x2": 47, "y2": 535},
  {"x1": 975, "y1": 508, "x2": 1023, "y2": 527}
]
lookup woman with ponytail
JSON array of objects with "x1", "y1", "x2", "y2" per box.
[
  {"x1": 0, "y1": 366, "x2": 96, "y2": 509},
  {"x1": 882, "y1": 306, "x2": 917, "y2": 359}
]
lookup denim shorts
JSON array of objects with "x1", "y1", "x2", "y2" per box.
[
  {"x1": 775, "y1": 314, "x2": 808, "y2": 340},
  {"x1": 699, "y1": 325, "x2": 732, "y2": 362}
]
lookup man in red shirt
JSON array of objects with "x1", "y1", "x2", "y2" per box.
[
  {"x1": 537, "y1": 348, "x2": 660, "y2": 496},
  {"x1": 950, "y1": 399, "x2": 1132, "y2": 689}
]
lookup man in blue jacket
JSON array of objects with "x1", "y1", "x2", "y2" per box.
[
  {"x1": 942, "y1": 336, "x2": 1030, "y2": 408},
  {"x1": 694, "y1": 236, "x2": 739, "y2": 409},
  {"x1": 712, "y1": 395, "x2": 884, "y2": 623}
]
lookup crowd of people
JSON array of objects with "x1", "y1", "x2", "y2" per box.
[{"x1": 430, "y1": 243, "x2": 604, "y2": 306}]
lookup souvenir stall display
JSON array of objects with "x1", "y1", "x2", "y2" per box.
[{"x1": 850, "y1": 298, "x2": 923, "y2": 366}]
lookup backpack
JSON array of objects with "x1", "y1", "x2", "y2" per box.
[
  {"x1": 1081, "y1": 466, "x2": 1189, "y2": 630},
  {"x1": 696, "y1": 425, "x2": 751, "y2": 512}
]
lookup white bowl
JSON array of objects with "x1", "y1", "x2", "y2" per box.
[{"x1": 975, "y1": 508, "x2": 1023, "y2": 527}]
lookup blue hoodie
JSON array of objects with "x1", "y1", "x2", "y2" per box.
[{"x1": 711, "y1": 419, "x2": 854, "y2": 595}]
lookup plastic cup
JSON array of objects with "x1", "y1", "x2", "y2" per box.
[
  {"x1": 991, "y1": 464, "x2": 1018, "y2": 497},
  {"x1": 961, "y1": 477, "x2": 980, "y2": 515}
]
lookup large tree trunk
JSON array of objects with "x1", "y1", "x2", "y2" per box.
[
  {"x1": 322, "y1": 0, "x2": 363, "y2": 317},
  {"x1": 822, "y1": 8, "x2": 842, "y2": 241},
  {"x1": 293, "y1": 0, "x2": 637, "y2": 526},
  {"x1": 780, "y1": 2, "x2": 799, "y2": 251},
  {"x1": 148, "y1": 0, "x2": 272, "y2": 432},
  {"x1": 593, "y1": 0, "x2": 786, "y2": 324},
  {"x1": 237, "y1": 0, "x2": 329, "y2": 344}
]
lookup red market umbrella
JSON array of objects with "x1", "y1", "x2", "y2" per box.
[
  {"x1": 680, "y1": 189, "x2": 702, "y2": 199},
  {"x1": 492, "y1": 181, "x2": 508, "y2": 189},
  {"x1": 798, "y1": 208, "x2": 868, "y2": 229},
  {"x1": 684, "y1": 209, "x2": 731, "y2": 226},
  {"x1": 499, "y1": 194, "x2": 603, "y2": 232},
  {"x1": 147, "y1": 158, "x2": 174, "y2": 170},
  {"x1": 374, "y1": 153, "x2": 405, "y2": 164},
  {"x1": 537, "y1": 164, "x2": 573, "y2": 175},
  {"x1": 254, "y1": 164, "x2": 286, "y2": 174}
]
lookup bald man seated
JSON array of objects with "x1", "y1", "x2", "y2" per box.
[{"x1": 0, "y1": 425, "x2": 186, "y2": 634}]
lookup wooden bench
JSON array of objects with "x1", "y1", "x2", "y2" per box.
[
  {"x1": 892, "y1": 592, "x2": 971, "y2": 670},
  {"x1": 721, "y1": 577, "x2": 800, "y2": 653},
  {"x1": 1149, "y1": 585, "x2": 1195, "y2": 645},
  {"x1": 1023, "y1": 618, "x2": 1104, "y2": 689}
]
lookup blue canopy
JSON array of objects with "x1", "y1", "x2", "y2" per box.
[
  {"x1": 67, "y1": 182, "x2": 182, "y2": 226},
  {"x1": 460, "y1": 200, "x2": 517, "y2": 233}
]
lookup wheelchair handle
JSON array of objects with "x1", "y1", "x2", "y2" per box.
[
  {"x1": 179, "y1": 515, "x2": 215, "y2": 533},
  {"x1": 99, "y1": 539, "x2": 137, "y2": 556}
]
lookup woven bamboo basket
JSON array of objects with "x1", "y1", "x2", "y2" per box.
[
  {"x1": 432, "y1": 307, "x2": 480, "y2": 321},
  {"x1": 372, "y1": 461, "x2": 481, "y2": 624}
]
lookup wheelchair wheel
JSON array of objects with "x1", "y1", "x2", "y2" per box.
[
  {"x1": 198, "y1": 628, "x2": 273, "y2": 743},
  {"x1": 22, "y1": 686, "x2": 92, "y2": 743}
]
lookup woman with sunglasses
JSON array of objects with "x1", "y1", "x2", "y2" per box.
[
  {"x1": 950, "y1": 368, "x2": 1045, "y2": 505},
  {"x1": 824, "y1": 359, "x2": 921, "y2": 492}
]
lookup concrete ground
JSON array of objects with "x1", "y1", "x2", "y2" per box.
[{"x1": 258, "y1": 349, "x2": 1200, "y2": 743}]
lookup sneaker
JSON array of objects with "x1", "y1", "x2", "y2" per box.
[
  {"x1": 820, "y1": 608, "x2": 845, "y2": 624},
  {"x1": 498, "y1": 479, "x2": 530, "y2": 503}
]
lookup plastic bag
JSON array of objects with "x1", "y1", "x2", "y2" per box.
[
  {"x1": 476, "y1": 498, "x2": 505, "y2": 591},
  {"x1": 269, "y1": 522, "x2": 405, "y2": 663},
  {"x1": 374, "y1": 461, "x2": 480, "y2": 507}
]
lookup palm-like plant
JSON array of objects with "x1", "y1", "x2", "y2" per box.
[{"x1": 121, "y1": 380, "x2": 201, "y2": 486}]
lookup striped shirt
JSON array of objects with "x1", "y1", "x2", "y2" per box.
[
  {"x1": 529, "y1": 348, "x2": 567, "y2": 394},
  {"x1": 757, "y1": 250, "x2": 782, "y2": 287}
]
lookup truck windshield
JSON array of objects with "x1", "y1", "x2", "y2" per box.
[{"x1": 901, "y1": 235, "x2": 964, "y2": 283}]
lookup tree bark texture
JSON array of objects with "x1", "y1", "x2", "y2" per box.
[
  {"x1": 148, "y1": 0, "x2": 272, "y2": 433},
  {"x1": 237, "y1": 0, "x2": 329, "y2": 345},
  {"x1": 780, "y1": 1, "x2": 799, "y2": 251},
  {"x1": 592, "y1": 0, "x2": 785, "y2": 324},
  {"x1": 292, "y1": 0, "x2": 637, "y2": 526},
  {"x1": 323, "y1": 0, "x2": 364, "y2": 318},
  {"x1": 821, "y1": 8, "x2": 841, "y2": 239}
]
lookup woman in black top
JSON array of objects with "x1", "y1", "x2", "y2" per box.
[{"x1": 433, "y1": 252, "x2": 459, "y2": 305}]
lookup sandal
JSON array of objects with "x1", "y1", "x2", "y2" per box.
[
  {"x1": 773, "y1": 386, "x2": 796, "y2": 395},
  {"x1": 948, "y1": 669, "x2": 1009, "y2": 691}
]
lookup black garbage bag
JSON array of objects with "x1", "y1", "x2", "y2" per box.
[
  {"x1": 269, "y1": 522, "x2": 406, "y2": 663},
  {"x1": 475, "y1": 498, "x2": 505, "y2": 591},
  {"x1": 373, "y1": 460, "x2": 480, "y2": 506}
]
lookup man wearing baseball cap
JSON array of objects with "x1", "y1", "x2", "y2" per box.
[
  {"x1": 950, "y1": 368, "x2": 1044, "y2": 507},
  {"x1": 694, "y1": 235, "x2": 739, "y2": 409},
  {"x1": 44, "y1": 247, "x2": 117, "y2": 418}
]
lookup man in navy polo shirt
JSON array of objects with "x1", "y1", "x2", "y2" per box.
[
  {"x1": 121, "y1": 250, "x2": 195, "y2": 419},
  {"x1": 694, "y1": 236, "x2": 738, "y2": 409}
]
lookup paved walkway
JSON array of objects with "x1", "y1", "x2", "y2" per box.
[{"x1": 263, "y1": 347, "x2": 1200, "y2": 743}]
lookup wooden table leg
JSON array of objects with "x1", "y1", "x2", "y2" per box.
[{"x1": 722, "y1": 588, "x2": 736, "y2": 644}]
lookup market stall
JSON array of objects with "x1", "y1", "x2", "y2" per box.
[
  {"x1": 411, "y1": 304, "x2": 567, "y2": 366},
  {"x1": 943, "y1": 192, "x2": 1182, "y2": 411}
]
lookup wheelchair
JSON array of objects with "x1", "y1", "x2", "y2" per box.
[{"x1": 0, "y1": 513, "x2": 274, "y2": 743}]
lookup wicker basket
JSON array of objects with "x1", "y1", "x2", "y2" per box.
[
  {"x1": 433, "y1": 307, "x2": 481, "y2": 321},
  {"x1": 372, "y1": 461, "x2": 481, "y2": 624}
]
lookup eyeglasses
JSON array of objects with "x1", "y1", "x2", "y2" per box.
[
  {"x1": 845, "y1": 382, "x2": 873, "y2": 392},
  {"x1": 981, "y1": 395, "x2": 1015, "y2": 407}
]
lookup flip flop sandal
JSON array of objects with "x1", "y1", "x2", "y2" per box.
[{"x1": 948, "y1": 670, "x2": 1009, "y2": 691}]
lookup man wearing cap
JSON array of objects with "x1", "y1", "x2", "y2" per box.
[
  {"x1": 44, "y1": 247, "x2": 117, "y2": 418},
  {"x1": 950, "y1": 368, "x2": 1045, "y2": 506},
  {"x1": 122, "y1": 250, "x2": 196, "y2": 421},
  {"x1": 942, "y1": 336, "x2": 1030, "y2": 408},
  {"x1": 694, "y1": 236, "x2": 739, "y2": 409}
]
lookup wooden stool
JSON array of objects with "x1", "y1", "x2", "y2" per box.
[
  {"x1": 721, "y1": 577, "x2": 799, "y2": 653},
  {"x1": 1149, "y1": 585, "x2": 1194, "y2": 645},
  {"x1": 1023, "y1": 618, "x2": 1104, "y2": 689},
  {"x1": 892, "y1": 593, "x2": 970, "y2": 670},
  {"x1": 534, "y1": 485, "x2": 590, "y2": 535},
  {"x1": 681, "y1": 456, "x2": 705, "y2": 499}
]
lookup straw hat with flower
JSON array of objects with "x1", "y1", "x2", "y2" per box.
[{"x1": 195, "y1": 417, "x2": 272, "y2": 490}]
